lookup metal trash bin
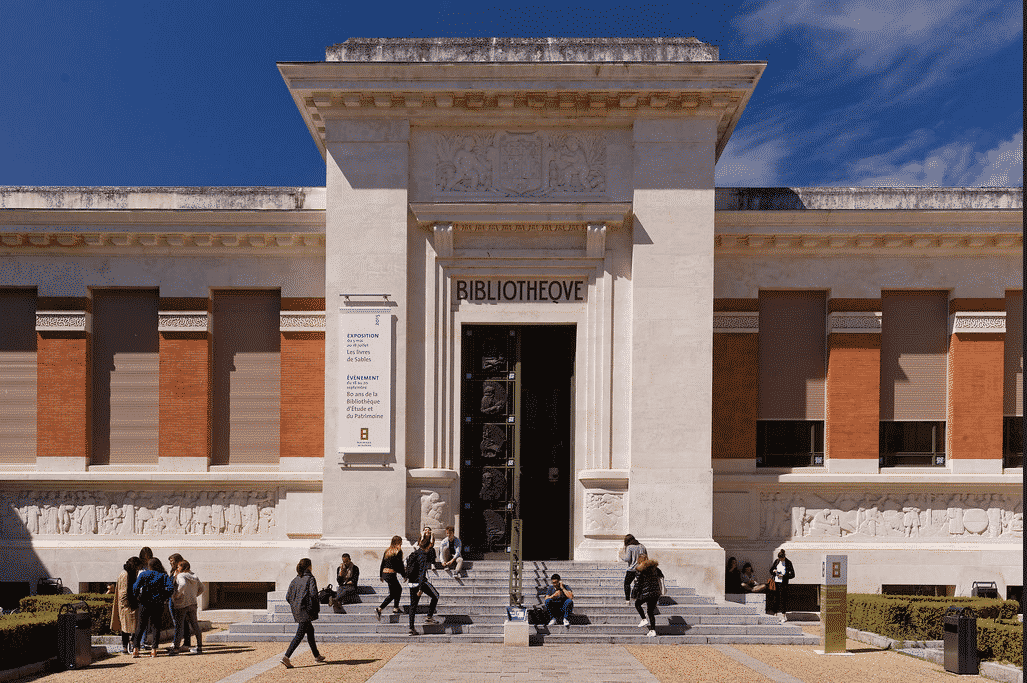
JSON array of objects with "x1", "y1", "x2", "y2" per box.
[
  {"x1": 56, "y1": 601, "x2": 92, "y2": 670},
  {"x1": 971, "y1": 581, "x2": 998, "y2": 599},
  {"x1": 943, "y1": 606, "x2": 979, "y2": 675}
]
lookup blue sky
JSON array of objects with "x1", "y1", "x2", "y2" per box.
[{"x1": 1, "y1": 0, "x2": 1021, "y2": 188}]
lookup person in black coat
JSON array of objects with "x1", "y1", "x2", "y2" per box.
[
  {"x1": 631, "y1": 555, "x2": 664, "y2": 637},
  {"x1": 769, "y1": 549, "x2": 795, "y2": 615},
  {"x1": 281, "y1": 558, "x2": 326, "y2": 668},
  {"x1": 725, "y1": 557, "x2": 743, "y2": 594}
]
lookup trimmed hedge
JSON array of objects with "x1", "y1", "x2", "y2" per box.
[
  {"x1": 848, "y1": 594, "x2": 1023, "y2": 664},
  {"x1": 19, "y1": 593, "x2": 116, "y2": 636},
  {"x1": 977, "y1": 618, "x2": 1024, "y2": 668},
  {"x1": 0, "y1": 612, "x2": 59, "y2": 670}
]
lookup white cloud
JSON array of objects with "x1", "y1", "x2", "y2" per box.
[
  {"x1": 847, "y1": 129, "x2": 1023, "y2": 187},
  {"x1": 715, "y1": 126, "x2": 789, "y2": 186},
  {"x1": 733, "y1": 0, "x2": 1022, "y2": 100}
]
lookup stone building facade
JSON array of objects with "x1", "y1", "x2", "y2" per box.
[{"x1": 0, "y1": 38, "x2": 1021, "y2": 608}]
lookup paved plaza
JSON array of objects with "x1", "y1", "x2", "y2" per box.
[{"x1": 5, "y1": 634, "x2": 1010, "y2": 683}]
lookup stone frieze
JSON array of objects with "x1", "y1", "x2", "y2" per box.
[
  {"x1": 759, "y1": 492, "x2": 1022, "y2": 541},
  {"x1": 433, "y1": 131, "x2": 606, "y2": 198},
  {"x1": 3, "y1": 489, "x2": 277, "y2": 537}
]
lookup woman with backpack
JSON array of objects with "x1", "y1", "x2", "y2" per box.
[
  {"x1": 281, "y1": 558, "x2": 326, "y2": 669},
  {"x1": 111, "y1": 556, "x2": 143, "y2": 653},
  {"x1": 131, "y1": 558, "x2": 174, "y2": 658}
]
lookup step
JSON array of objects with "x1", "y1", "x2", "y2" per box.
[{"x1": 207, "y1": 631, "x2": 819, "y2": 645}]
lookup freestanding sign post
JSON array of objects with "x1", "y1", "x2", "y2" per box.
[
  {"x1": 338, "y1": 305, "x2": 393, "y2": 455},
  {"x1": 820, "y1": 554, "x2": 848, "y2": 654}
]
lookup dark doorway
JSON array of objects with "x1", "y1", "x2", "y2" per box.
[{"x1": 459, "y1": 325, "x2": 575, "y2": 561}]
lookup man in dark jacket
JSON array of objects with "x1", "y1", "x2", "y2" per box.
[
  {"x1": 406, "y1": 538, "x2": 439, "y2": 635},
  {"x1": 769, "y1": 549, "x2": 795, "y2": 616},
  {"x1": 281, "y1": 558, "x2": 326, "y2": 668}
]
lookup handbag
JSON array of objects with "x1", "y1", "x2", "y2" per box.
[
  {"x1": 767, "y1": 578, "x2": 776, "y2": 592},
  {"x1": 318, "y1": 584, "x2": 336, "y2": 604}
]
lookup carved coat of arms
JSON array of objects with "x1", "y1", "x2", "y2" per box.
[{"x1": 434, "y1": 131, "x2": 605, "y2": 198}]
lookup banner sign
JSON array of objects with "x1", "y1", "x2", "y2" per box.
[{"x1": 338, "y1": 307, "x2": 392, "y2": 454}]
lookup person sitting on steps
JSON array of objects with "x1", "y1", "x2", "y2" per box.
[{"x1": 544, "y1": 574, "x2": 574, "y2": 627}]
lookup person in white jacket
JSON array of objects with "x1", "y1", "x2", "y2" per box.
[{"x1": 170, "y1": 560, "x2": 204, "y2": 654}]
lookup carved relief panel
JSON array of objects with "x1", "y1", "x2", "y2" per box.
[
  {"x1": 2, "y1": 489, "x2": 279, "y2": 538},
  {"x1": 409, "y1": 128, "x2": 630, "y2": 202},
  {"x1": 756, "y1": 491, "x2": 1022, "y2": 542}
]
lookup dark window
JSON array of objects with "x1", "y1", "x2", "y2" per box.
[
  {"x1": 756, "y1": 420, "x2": 824, "y2": 467},
  {"x1": 879, "y1": 421, "x2": 945, "y2": 466},
  {"x1": 1003, "y1": 416, "x2": 1023, "y2": 468},
  {"x1": 882, "y1": 584, "x2": 952, "y2": 597}
]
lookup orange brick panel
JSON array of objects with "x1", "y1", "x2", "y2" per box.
[
  {"x1": 947, "y1": 333, "x2": 1004, "y2": 459},
  {"x1": 826, "y1": 333, "x2": 880, "y2": 459},
  {"x1": 280, "y1": 332, "x2": 325, "y2": 458},
  {"x1": 712, "y1": 333, "x2": 757, "y2": 459},
  {"x1": 158, "y1": 332, "x2": 211, "y2": 459},
  {"x1": 37, "y1": 333, "x2": 90, "y2": 458}
]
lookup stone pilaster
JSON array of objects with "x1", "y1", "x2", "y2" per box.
[{"x1": 628, "y1": 118, "x2": 722, "y2": 595}]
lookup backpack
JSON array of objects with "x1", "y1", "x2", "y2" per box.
[{"x1": 139, "y1": 572, "x2": 174, "y2": 605}]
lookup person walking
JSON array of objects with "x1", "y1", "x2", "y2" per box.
[
  {"x1": 171, "y1": 560, "x2": 204, "y2": 654},
  {"x1": 131, "y1": 558, "x2": 174, "y2": 658},
  {"x1": 631, "y1": 554, "x2": 664, "y2": 637},
  {"x1": 405, "y1": 537, "x2": 440, "y2": 635},
  {"x1": 376, "y1": 535, "x2": 406, "y2": 621},
  {"x1": 110, "y1": 556, "x2": 142, "y2": 653},
  {"x1": 619, "y1": 534, "x2": 647, "y2": 602},
  {"x1": 769, "y1": 549, "x2": 795, "y2": 616},
  {"x1": 281, "y1": 558, "x2": 326, "y2": 668}
]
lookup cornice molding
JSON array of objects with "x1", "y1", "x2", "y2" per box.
[
  {"x1": 410, "y1": 202, "x2": 631, "y2": 227},
  {"x1": 713, "y1": 311, "x2": 759, "y2": 333},
  {"x1": 715, "y1": 232, "x2": 1022, "y2": 255},
  {"x1": 715, "y1": 209, "x2": 1022, "y2": 231},
  {"x1": 278, "y1": 60, "x2": 765, "y2": 162},
  {"x1": 950, "y1": 311, "x2": 1006, "y2": 334},
  {"x1": 0, "y1": 232, "x2": 325, "y2": 255}
]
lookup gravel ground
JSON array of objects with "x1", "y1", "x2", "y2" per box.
[
  {"x1": 18, "y1": 642, "x2": 293, "y2": 683},
  {"x1": 625, "y1": 645, "x2": 768, "y2": 682},
  {"x1": 247, "y1": 644, "x2": 404, "y2": 683},
  {"x1": 9, "y1": 631, "x2": 1011, "y2": 683},
  {"x1": 733, "y1": 638, "x2": 996, "y2": 683}
]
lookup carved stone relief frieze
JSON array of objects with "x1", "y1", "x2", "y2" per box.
[
  {"x1": 759, "y1": 492, "x2": 1022, "y2": 541},
  {"x1": 3, "y1": 489, "x2": 278, "y2": 537},
  {"x1": 583, "y1": 491, "x2": 625, "y2": 536},
  {"x1": 433, "y1": 131, "x2": 606, "y2": 198}
]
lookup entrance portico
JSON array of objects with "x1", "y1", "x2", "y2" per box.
[{"x1": 280, "y1": 37, "x2": 765, "y2": 595}]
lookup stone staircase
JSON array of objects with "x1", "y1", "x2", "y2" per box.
[{"x1": 211, "y1": 561, "x2": 818, "y2": 644}]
